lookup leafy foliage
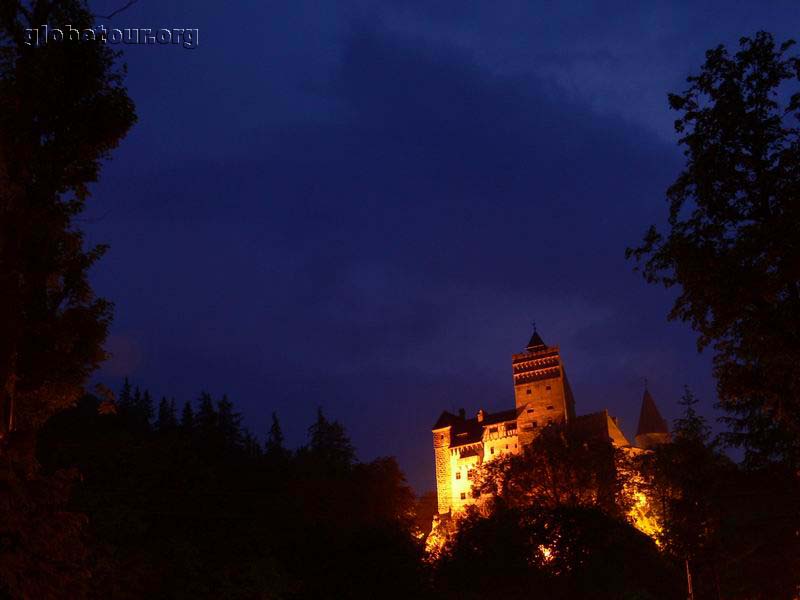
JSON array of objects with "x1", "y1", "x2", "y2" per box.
[
  {"x1": 474, "y1": 422, "x2": 625, "y2": 517},
  {"x1": 627, "y1": 31, "x2": 800, "y2": 467},
  {"x1": 436, "y1": 504, "x2": 681, "y2": 600},
  {"x1": 0, "y1": 435, "x2": 91, "y2": 600},
  {"x1": 0, "y1": 0, "x2": 136, "y2": 434}
]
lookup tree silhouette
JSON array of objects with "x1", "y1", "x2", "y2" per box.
[
  {"x1": 180, "y1": 400, "x2": 195, "y2": 431},
  {"x1": 475, "y1": 421, "x2": 624, "y2": 517},
  {"x1": 156, "y1": 397, "x2": 177, "y2": 432},
  {"x1": 0, "y1": 0, "x2": 136, "y2": 437},
  {"x1": 628, "y1": 31, "x2": 800, "y2": 468}
]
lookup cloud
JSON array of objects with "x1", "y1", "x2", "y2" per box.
[{"x1": 92, "y1": 17, "x2": 719, "y2": 491}]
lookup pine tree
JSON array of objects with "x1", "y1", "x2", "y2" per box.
[
  {"x1": 217, "y1": 394, "x2": 242, "y2": 450},
  {"x1": 674, "y1": 386, "x2": 711, "y2": 443},
  {"x1": 308, "y1": 407, "x2": 355, "y2": 470},
  {"x1": 118, "y1": 378, "x2": 133, "y2": 414},
  {"x1": 180, "y1": 401, "x2": 194, "y2": 431},
  {"x1": 196, "y1": 392, "x2": 217, "y2": 440},
  {"x1": 266, "y1": 412, "x2": 286, "y2": 456},
  {"x1": 132, "y1": 386, "x2": 142, "y2": 414},
  {"x1": 243, "y1": 431, "x2": 263, "y2": 459},
  {"x1": 156, "y1": 397, "x2": 177, "y2": 432},
  {"x1": 169, "y1": 398, "x2": 178, "y2": 426},
  {"x1": 139, "y1": 390, "x2": 154, "y2": 428}
]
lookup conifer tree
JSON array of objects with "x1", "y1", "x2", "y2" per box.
[
  {"x1": 139, "y1": 390, "x2": 154, "y2": 428},
  {"x1": 196, "y1": 392, "x2": 217, "y2": 440},
  {"x1": 118, "y1": 377, "x2": 133, "y2": 414},
  {"x1": 217, "y1": 394, "x2": 242, "y2": 450},
  {"x1": 180, "y1": 401, "x2": 194, "y2": 431},
  {"x1": 265, "y1": 412, "x2": 289, "y2": 462},
  {"x1": 308, "y1": 407, "x2": 355, "y2": 469},
  {"x1": 243, "y1": 431, "x2": 262, "y2": 459},
  {"x1": 156, "y1": 397, "x2": 177, "y2": 432}
]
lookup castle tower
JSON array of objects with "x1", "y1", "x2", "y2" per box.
[
  {"x1": 432, "y1": 413, "x2": 455, "y2": 514},
  {"x1": 635, "y1": 387, "x2": 670, "y2": 449},
  {"x1": 512, "y1": 328, "x2": 576, "y2": 446}
]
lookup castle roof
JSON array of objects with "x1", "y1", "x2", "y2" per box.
[
  {"x1": 526, "y1": 330, "x2": 547, "y2": 351},
  {"x1": 573, "y1": 410, "x2": 631, "y2": 447},
  {"x1": 432, "y1": 407, "x2": 519, "y2": 447},
  {"x1": 636, "y1": 389, "x2": 669, "y2": 437}
]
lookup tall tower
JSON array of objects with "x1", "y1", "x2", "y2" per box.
[
  {"x1": 431, "y1": 414, "x2": 454, "y2": 515},
  {"x1": 635, "y1": 387, "x2": 670, "y2": 449},
  {"x1": 512, "y1": 328, "x2": 576, "y2": 446}
]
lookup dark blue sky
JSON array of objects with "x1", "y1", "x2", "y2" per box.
[{"x1": 85, "y1": 1, "x2": 800, "y2": 491}]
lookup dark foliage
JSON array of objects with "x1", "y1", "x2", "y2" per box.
[
  {"x1": 436, "y1": 504, "x2": 681, "y2": 600},
  {"x1": 37, "y1": 386, "x2": 424, "y2": 599},
  {"x1": 639, "y1": 389, "x2": 800, "y2": 599},
  {"x1": 474, "y1": 421, "x2": 626, "y2": 517},
  {"x1": 627, "y1": 31, "x2": 800, "y2": 468},
  {"x1": 0, "y1": 0, "x2": 136, "y2": 436}
]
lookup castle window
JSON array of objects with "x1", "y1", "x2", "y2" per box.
[
  {"x1": 489, "y1": 427, "x2": 498, "y2": 433},
  {"x1": 467, "y1": 469, "x2": 475, "y2": 479},
  {"x1": 505, "y1": 444, "x2": 509, "y2": 449},
  {"x1": 460, "y1": 492, "x2": 466, "y2": 500},
  {"x1": 490, "y1": 447, "x2": 494, "y2": 454},
  {"x1": 526, "y1": 389, "x2": 532, "y2": 395},
  {"x1": 547, "y1": 405, "x2": 554, "y2": 410},
  {"x1": 527, "y1": 408, "x2": 534, "y2": 414},
  {"x1": 546, "y1": 385, "x2": 551, "y2": 391},
  {"x1": 455, "y1": 472, "x2": 461, "y2": 480}
]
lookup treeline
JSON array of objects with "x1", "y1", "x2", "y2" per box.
[
  {"x1": 35, "y1": 381, "x2": 427, "y2": 599},
  {"x1": 7, "y1": 380, "x2": 797, "y2": 599}
]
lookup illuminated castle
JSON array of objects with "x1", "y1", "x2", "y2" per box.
[{"x1": 431, "y1": 329, "x2": 669, "y2": 515}]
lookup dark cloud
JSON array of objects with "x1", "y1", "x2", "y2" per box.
[{"x1": 85, "y1": 4, "x2": 798, "y2": 490}]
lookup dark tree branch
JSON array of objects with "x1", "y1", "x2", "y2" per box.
[{"x1": 94, "y1": 0, "x2": 139, "y2": 20}]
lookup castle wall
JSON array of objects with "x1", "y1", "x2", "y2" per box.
[
  {"x1": 450, "y1": 448, "x2": 480, "y2": 512},
  {"x1": 432, "y1": 426, "x2": 452, "y2": 514}
]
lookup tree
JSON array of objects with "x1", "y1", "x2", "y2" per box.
[
  {"x1": 264, "y1": 411, "x2": 288, "y2": 462},
  {"x1": 0, "y1": 1, "x2": 136, "y2": 437},
  {"x1": 195, "y1": 391, "x2": 217, "y2": 438},
  {"x1": 180, "y1": 400, "x2": 194, "y2": 431},
  {"x1": 156, "y1": 396, "x2": 177, "y2": 432},
  {"x1": 474, "y1": 422, "x2": 624, "y2": 517},
  {"x1": 436, "y1": 503, "x2": 680, "y2": 600},
  {"x1": 307, "y1": 407, "x2": 355, "y2": 470},
  {"x1": 627, "y1": 32, "x2": 800, "y2": 468},
  {"x1": 217, "y1": 394, "x2": 242, "y2": 450},
  {"x1": 639, "y1": 388, "x2": 730, "y2": 598}
]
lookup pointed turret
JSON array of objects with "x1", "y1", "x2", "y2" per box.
[
  {"x1": 635, "y1": 387, "x2": 670, "y2": 449},
  {"x1": 526, "y1": 330, "x2": 546, "y2": 351}
]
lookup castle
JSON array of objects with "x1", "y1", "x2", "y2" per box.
[{"x1": 431, "y1": 328, "x2": 670, "y2": 515}]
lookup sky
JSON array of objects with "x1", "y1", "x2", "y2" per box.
[{"x1": 83, "y1": 0, "x2": 800, "y2": 491}]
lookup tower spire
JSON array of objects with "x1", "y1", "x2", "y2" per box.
[
  {"x1": 635, "y1": 385, "x2": 670, "y2": 449},
  {"x1": 526, "y1": 322, "x2": 546, "y2": 351}
]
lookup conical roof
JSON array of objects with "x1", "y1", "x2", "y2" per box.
[
  {"x1": 636, "y1": 388, "x2": 669, "y2": 436},
  {"x1": 526, "y1": 330, "x2": 546, "y2": 350}
]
